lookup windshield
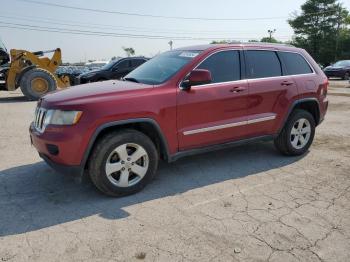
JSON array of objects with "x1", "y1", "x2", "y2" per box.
[
  {"x1": 333, "y1": 60, "x2": 350, "y2": 67},
  {"x1": 101, "y1": 59, "x2": 120, "y2": 70},
  {"x1": 125, "y1": 50, "x2": 202, "y2": 85}
]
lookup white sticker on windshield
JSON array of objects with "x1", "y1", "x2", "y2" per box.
[{"x1": 179, "y1": 52, "x2": 199, "y2": 58}]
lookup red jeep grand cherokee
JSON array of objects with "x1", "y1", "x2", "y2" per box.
[{"x1": 30, "y1": 43, "x2": 329, "y2": 196}]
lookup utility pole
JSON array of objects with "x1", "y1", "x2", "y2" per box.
[
  {"x1": 168, "y1": 40, "x2": 173, "y2": 50},
  {"x1": 268, "y1": 29, "x2": 276, "y2": 41}
]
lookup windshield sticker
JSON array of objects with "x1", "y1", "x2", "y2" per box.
[{"x1": 179, "y1": 52, "x2": 199, "y2": 58}]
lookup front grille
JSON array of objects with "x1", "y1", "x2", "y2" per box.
[{"x1": 34, "y1": 107, "x2": 47, "y2": 133}]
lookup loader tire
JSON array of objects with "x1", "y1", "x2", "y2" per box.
[{"x1": 20, "y1": 68, "x2": 57, "y2": 100}]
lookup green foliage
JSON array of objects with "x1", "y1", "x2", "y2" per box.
[
  {"x1": 289, "y1": 0, "x2": 350, "y2": 65},
  {"x1": 122, "y1": 47, "x2": 135, "y2": 57},
  {"x1": 260, "y1": 37, "x2": 280, "y2": 43}
]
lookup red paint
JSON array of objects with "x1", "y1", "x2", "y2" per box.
[{"x1": 30, "y1": 43, "x2": 328, "y2": 167}]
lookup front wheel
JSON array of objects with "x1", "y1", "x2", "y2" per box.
[
  {"x1": 274, "y1": 109, "x2": 315, "y2": 156},
  {"x1": 88, "y1": 130, "x2": 159, "y2": 197}
]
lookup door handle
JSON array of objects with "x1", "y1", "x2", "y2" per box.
[
  {"x1": 230, "y1": 86, "x2": 247, "y2": 93},
  {"x1": 281, "y1": 81, "x2": 294, "y2": 86}
]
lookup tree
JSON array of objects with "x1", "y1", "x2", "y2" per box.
[
  {"x1": 260, "y1": 37, "x2": 280, "y2": 43},
  {"x1": 122, "y1": 47, "x2": 135, "y2": 57},
  {"x1": 288, "y1": 0, "x2": 350, "y2": 65}
]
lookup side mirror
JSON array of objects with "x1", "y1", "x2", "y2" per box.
[{"x1": 181, "y1": 69, "x2": 212, "y2": 90}]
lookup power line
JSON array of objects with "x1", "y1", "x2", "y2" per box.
[
  {"x1": 0, "y1": 22, "x2": 292, "y2": 40},
  {"x1": 16, "y1": 0, "x2": 287, "y2": 21},
  {"x1": 0, "y1": 14, "x2": 293, "y2": 35},
  {"x1": 16, "y1": 0, "x2": 340, "y2": 21}
]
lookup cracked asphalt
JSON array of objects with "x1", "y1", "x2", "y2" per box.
[{"x1": 0, "y1": 85, "x2": 350, "y2": 262}]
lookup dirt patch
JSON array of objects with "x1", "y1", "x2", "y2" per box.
[
  {"x1": 314, "y1": 133, "x2": 350, "y2": 152},
  {"x1": 328, "y1": 101, "x2": 350, "y2": 111}
]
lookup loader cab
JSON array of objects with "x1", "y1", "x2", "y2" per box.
[{"x1": 0, "y1": 39, "x2": 10, "y2": 66}]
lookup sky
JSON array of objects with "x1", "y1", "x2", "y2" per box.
[{"x1": 1, "y1": 0, "x2": 350, "y2": 62}]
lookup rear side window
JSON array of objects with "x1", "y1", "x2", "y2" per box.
[
  {"x1": 115, "y1": 60, "x2": 130, "y2": 70},
  {"x1": 246, "y1": 50, "x2": 282, "y2": 79},
  {"x1": 131, "y1": 59, "x2": 146, "y2": 67},
  {"x1": 197, "y1": 50, "x2": 240, "y2": 83},
  {"x1": 279, "y1": 52, "x2": 313, "y2": 75}
]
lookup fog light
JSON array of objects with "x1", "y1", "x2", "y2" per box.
[{"x1": 46, "y1": 144, "x2": 59, "y2": 156}]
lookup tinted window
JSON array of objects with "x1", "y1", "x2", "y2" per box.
[
  {"x1": 115, "y1": 60, "x2": 129, "y2": 70},
  {"x1": 246, "y1": 51, "x2": 282, "y2": 79},
  {"x1": 131, "y1": 59, "x2": 146, "y2": 67},
  {"x1": 197, "y1": 50, "x2": 240, "y2": 83},
  {"x1": 279, "y1": 52, "x2": 313, "y2": 75}
]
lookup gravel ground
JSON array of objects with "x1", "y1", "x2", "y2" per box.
[{"x1": 0, "y1": 83, "x2": 349, "y2": 262}]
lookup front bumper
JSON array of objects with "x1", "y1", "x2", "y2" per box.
[
  {"x1": 29, "y1": 123, "x2": 84, "y2": 177},
  {"x1": 39, "y1": 153, "x2": 82, "y2": 177}
]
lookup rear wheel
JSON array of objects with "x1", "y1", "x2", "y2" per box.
[
  {"x1": 274, "y1": 109, "x2": 315, "y2": 156},
  {"x1": 343, "y1": 72, "x2": 350, "y2": 80},
  {"x1": 20, "y1": 68, "x2": 57, "y2": 100},
  {"x1": 88, "y1": 130, "x2": 159, "y2": 197}
]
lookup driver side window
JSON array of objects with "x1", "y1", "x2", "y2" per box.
[{"x1": 197, "y1": 50, "x2": 241, "y2": 84}]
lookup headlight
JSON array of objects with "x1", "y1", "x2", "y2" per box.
[{"x1": 46, "y1": 110, "x2": 83, "y2": 125}]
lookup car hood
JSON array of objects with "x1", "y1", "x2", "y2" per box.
[{"x1": 41, "y1": 80, "x2": 153, "y2": 107}]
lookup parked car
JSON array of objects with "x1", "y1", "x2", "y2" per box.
[
  {"x1": 0, "y1": 39, "x2": 9, "y2": 66},
  {"x1": 0, "y1": 65, "x2": 9, "y2": 90},
  {"x1": 30, "y1": 43, "x2": 328, "y2": 197},
  {"x1": 56, "y1": 66, "x2": 90, "y2": 86},
  {"x1": 85, "y1": 61, "x2": 109, "y2": 70},
  {"x1": 76, "y1": 57, "x2": 148, "y2": 84},
  {"x1": 323, "y1": 60, "x2": 350, "y2": 79}
]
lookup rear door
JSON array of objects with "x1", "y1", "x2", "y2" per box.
[
  {"x1": 244, "y1": 49, "x2": 298, "y2": 137},
  {"x1": 177, "y1": 49, "x2": 249, "y2": 150},
  {"x1": 278, "y1": 51, "x2": 315, "y2": 96}
]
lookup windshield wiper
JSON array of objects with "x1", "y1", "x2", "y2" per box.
[{"x1": 123, "y1": 77, "x2": 139, "y2": 83}]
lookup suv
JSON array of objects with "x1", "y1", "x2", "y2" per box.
[
  {"x1": 30, "y1": 43, "x2": 329, "y2": 197},
  {"x1": 76, "y1": 57, "x2": 148, "y2": 84}
]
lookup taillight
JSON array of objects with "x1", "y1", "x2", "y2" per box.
[{"x1": 321, "y1": 79, "x2": 328, "y2": 96}]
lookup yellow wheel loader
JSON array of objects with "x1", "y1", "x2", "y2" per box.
[{"x1": 0, "y1": 39, "x2": 70, "y2": 100}]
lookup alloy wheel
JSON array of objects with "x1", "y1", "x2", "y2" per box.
[
  {"x1": 105, "y1": 143, "x2": 149, "y2": 187},
  {"x1": 290, "y1": 118, "x2": 311, "y2": 150}
]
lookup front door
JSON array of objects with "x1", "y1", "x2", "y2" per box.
[{"x1": 177, "y1": 50, "x2": 249, "y2": 150}]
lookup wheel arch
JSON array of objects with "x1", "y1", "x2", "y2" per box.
[
  {"x1": 81, "y1": 118, "x2": 171, "y2": 170},
  {"x1": 278, "y1": 98, "x2": 321, "y2": 134}
]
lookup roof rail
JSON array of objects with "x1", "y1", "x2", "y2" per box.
[{"x1": 227, "y1": 41, "x2": 294, "y2": 47}]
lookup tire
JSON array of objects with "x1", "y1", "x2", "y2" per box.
[
  {"x1": 20, "y1": 68, "x2": 57, "y2": 100},
  {"x1": 274, "y1": 109, "x2": 316, "y2": 156},
  {"x1": 343, "y1": 72, "x2": 350, "y2": 80},
  {"x1": 88, "y1": 129, "x2": 159, "y2": 197}
]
